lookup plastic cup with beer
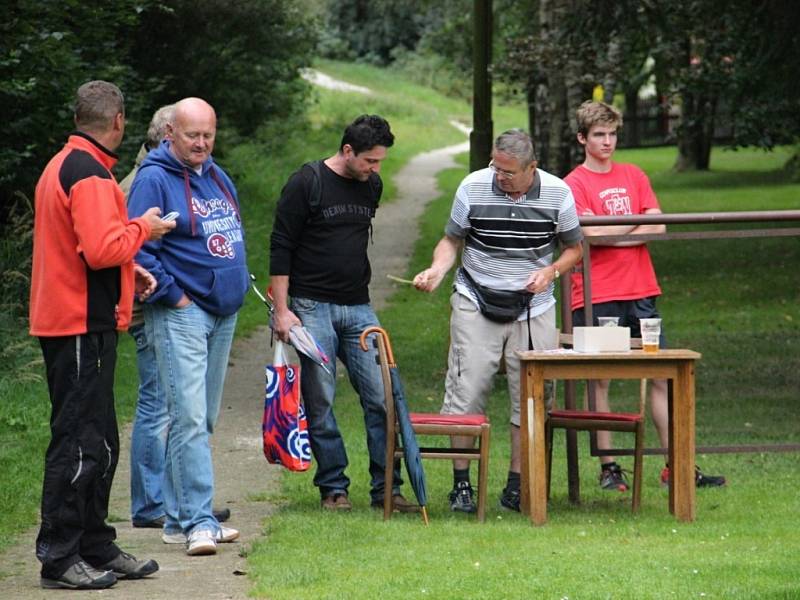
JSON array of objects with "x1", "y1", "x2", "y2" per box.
[{"x1": 639, "y1": 318, "x2": 662, "y2": 353}]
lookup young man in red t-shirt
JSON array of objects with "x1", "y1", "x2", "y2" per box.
[{"x1": 565, "y1": 101, "x2": 725, "y2": 491}]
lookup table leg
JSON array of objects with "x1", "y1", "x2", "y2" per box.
[
  {"x1": 520, "y1": 364, "x2": 532, "y2": 516},
  {"x1": 529, "y1": 367, "x2": 548, "y2": 525},
  {"x1": 670, "y1": 362, "x2": 697, "y2": 522}
]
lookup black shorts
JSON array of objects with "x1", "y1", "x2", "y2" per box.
[{"x1": 572, "y1": 297, "x2": 667, "y2": 346}]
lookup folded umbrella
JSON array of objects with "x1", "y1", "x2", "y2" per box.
[
  {"x1": 361, "y1": 326, "x2": 429, "y2": 525},
  {"x1": 287, "y1": 324, "x2": 332, "y2": 375},
  {"x1": 250, "y1": 274, "x2": 332, "y2": 374}
]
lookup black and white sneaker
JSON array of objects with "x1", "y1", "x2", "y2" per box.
[
  {"x1": 499, "y1": 487, "x2": 521, "y2": 512},
  {"x1": 448, "y1": 481, "x2": 477, "y2": 513}
]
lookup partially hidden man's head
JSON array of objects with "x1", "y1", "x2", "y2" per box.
[
  {"x1": 339, "y1": 114, "x2": 395, "y2": 181},
  {"x1": 74, "y1": 80, "x2": 125, "y2": 149},
  {"x1": 146, "y1": 104, "x2": 176, "y2": 150},
  {"x1": 168, "y1": 97, "x2": 217, "y2": 169},
  {"x1": 491, "y1": 129, "x2": 537, "y2": 195},
  {"x1": 575, "y1": 100, "x2": 622, "y2": 138}
]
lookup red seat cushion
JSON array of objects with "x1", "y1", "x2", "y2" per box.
[
  {"x1": 410, "y1": 413, "x2": 488, "y2": 426},
  {"x1": 548, "y1": 409, "x2": 642, "y2": 423}
]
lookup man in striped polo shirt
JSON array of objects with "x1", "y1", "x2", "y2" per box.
[{"x1": 413, "y1": 129, "x2": 583, "y2": 513}]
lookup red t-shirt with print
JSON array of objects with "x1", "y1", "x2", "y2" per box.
[{"x1": 565, "y1": 162, "x2": 662, "y2": 311}]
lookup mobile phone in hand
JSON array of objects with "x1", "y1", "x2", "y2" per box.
[{"x1": 162, "y1": 211, "x2": 179, "y2": 222}]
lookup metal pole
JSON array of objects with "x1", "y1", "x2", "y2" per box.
[{"x1": 470, "y1": 0, "x2": 493, "y2": 172}]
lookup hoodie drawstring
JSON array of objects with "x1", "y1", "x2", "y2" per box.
[{"x1": 181, "y1": 169, "x2": 197, "y2": 236}]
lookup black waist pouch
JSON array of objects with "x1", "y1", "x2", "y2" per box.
[{"x1": 460, "y1": 268, "x2": 532, "y2": 323}]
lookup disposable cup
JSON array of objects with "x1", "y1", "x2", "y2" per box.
[
  {"x1": 597, "y1": 316, "x2": 620, "y2": 327},
  {"x1": 639, "y1": 318, "x2": 662, "y2": 353}
]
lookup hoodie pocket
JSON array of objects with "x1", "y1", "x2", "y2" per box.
[{"x1": 200, "y1": 266, "x2": 249, "y2": 315}]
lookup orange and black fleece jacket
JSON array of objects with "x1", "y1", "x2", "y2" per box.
[{"x1": 29, "y1": 132, "x2": 152, "y2": 336}]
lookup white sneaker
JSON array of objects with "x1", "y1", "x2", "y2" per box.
[
  {"x1": 216, "y1": 525, "x2": 239, "y2": 543},
  {"x1": 186, "y1": 529, "x2": 217, "y2": 556},
  {"x1": 161, "y1": 531, "x2": 187, "y2": 544},
  {"x1": 163, "y1": 525, "x2": 238, "y2": 547}
]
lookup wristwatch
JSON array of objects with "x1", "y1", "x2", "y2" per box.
[{"x1": 552, "y1": 266, "x2": 560, "y2": 279}]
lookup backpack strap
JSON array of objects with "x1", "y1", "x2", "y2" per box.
[
  {"x1": 367, "y1": 172, "x2": 383, "y2": 204},
  {"x1": 304, "y1": 160, "x2": 324, "y2": 217},
  {"x1": 302, "y1": 160, "x2": 382, "y2": 222}
]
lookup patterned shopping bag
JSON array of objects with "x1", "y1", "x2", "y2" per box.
[{"x1": 263, "y1": 340, "x2": 311, "y2": 471}]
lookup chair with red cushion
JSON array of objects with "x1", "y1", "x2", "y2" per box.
[
  {"x1": 546, "y1": 375, "x2": 647, "y2": 512},
  {"x1": 360, "y1": 326, "x2": 491, "y2": 522}
]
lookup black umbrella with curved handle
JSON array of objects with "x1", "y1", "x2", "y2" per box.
[{"x1": 360, "y1": 326, "x2": 429, "y2": 525}]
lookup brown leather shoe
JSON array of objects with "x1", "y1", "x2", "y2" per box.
[
  {"x1": 321, "y1": 493, "x2": 352, "y2": 511},
  {"x1": 371, "y1": 493, "x2": 420, "y2": 513}
]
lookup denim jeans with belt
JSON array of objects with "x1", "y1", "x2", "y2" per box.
[
  {"x1": 144, "y1": 302, "x2": 237, "y2": 536},
  {"x1": 129, "y1": 322, "x2": 168, "y2": 525},
  {"x1": 290, "y1": 297, "x2": 402, "y2": 502}
]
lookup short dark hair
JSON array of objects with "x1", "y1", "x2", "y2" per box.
[
  {"x1": 74, "y1": 80, "x2": 125, "y2": 133},
  {"x1": 340, "y1": 114, "x2": 394, "y2": 154}
]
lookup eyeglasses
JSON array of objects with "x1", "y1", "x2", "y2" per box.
[{"x1": 488, "y1": 161, "x2": 519, "y2": 179}]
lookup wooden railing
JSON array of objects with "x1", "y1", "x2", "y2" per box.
[{"x1": 558, "y1": 210, "x2": 800, "y2": 461}]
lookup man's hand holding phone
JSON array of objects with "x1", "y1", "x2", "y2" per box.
[{"x1": 141, "y1": 207, "x2": 177, "y2": 240}]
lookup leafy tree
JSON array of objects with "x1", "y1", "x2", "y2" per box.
[
  {"x1": 127, "y1": 0, "x2": 316, "y2": 139},
  {"x1": 1, "y1": 0, "x2": 148, "y2": 219},
  {"x1": 497, "y1": 0, "x2": 800, "y2": 172},
  {"x1": 323, "y1": 0, "x2": 426, "y2": 65},
  {"x1": 1, "y1": 0, "x2": 317, "y2": 223},
  {"x1": 498, "y1": 0, "x2": 642, "y2": 176}
]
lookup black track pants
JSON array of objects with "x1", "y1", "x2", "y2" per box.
[{"x1": 36, "y1": 332, "x2": 121, "y2": 578}]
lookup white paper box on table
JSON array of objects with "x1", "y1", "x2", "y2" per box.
[{"x1": 573, "y1": 326, "x2": 631, "y2": 352}]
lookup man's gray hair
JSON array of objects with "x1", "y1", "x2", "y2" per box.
[
  {"x1": 74, "y1": 81, "x2": 124, "y2": 132},
  {"x1": 493, "y1": 128, "x2": 537, "y2": 165},
  {"x1": 146, "y1": 104, "x2": 175, "y2": 148}
]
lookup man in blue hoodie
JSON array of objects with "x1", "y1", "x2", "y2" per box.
[{"x1": 128, "y1": 97, "x2": 248, "y2": 557}]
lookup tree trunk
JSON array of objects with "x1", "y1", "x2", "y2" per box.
[
  {"x1": 532, "y1": 81, "x2": 551, "y2": 169},
  {"x1": 624, "y1": 89, "x2": 640, "y2": 148},
  {"x1": 527, "y1": 84, "x2": 539, "y2": 155},
  {"x1": 674, "y1": 91, "x2": 716, "y2": 171}
]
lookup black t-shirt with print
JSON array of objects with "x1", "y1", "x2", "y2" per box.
[{"x1": 270, "y1": 161, "x2": 381, "y2": 305}]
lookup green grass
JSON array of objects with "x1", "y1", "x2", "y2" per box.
[{"x1": 2, "y1": 59, "x2": 799, "y2": 597}]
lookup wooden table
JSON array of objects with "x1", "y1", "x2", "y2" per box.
[{"x1": 516, "y1": 349, "x2": 701, "y2": 525}]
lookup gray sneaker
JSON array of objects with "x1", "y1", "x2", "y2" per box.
[
  {"x1": 96, "y1": 551, "x2": 159, "y2": 579},
  {"x1": 448, "y1": 481, "x2": 477, "y2": 513},
  {"x1": 599, "y1": 464, "x2": 630, "y2": 492},
  {"x1": 41, "y1": 560, "x2": 117, "y2": 590}
]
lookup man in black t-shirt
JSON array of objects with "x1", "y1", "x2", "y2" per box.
[{"x1": 270, "y1": 115, "x2": 413, "y2": 512}]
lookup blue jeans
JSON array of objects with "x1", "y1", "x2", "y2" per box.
[
  {"x1": 144, "y1": 302, "x2": 237, "y2": 535},
  {"x1": 290, "y1": 297, "x2": 402, "y2": 501},
  {"x1": 129, "y1": 322, "x2": 168, "y2": 524}
]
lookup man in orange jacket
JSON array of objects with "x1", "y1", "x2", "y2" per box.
[{"x1": 29, "y1": 80, "x2": 174, "y2": 590}]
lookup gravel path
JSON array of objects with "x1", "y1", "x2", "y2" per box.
[{"x1": 0, "y1": 129, "x2": 468, "y2": 599}]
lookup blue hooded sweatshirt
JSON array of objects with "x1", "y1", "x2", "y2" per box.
[{"x1": 128, "y1": 140, "x2": 248, "y2": 317}]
